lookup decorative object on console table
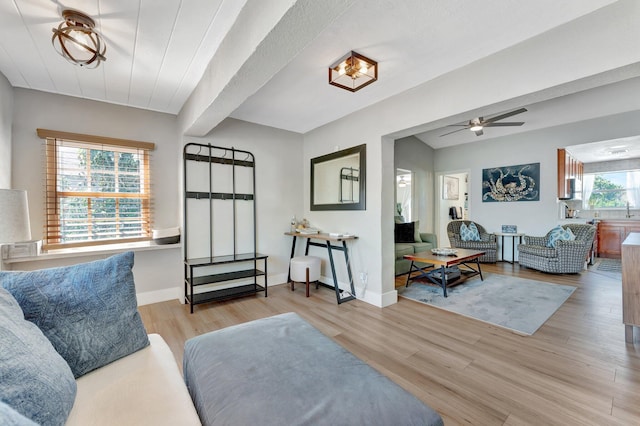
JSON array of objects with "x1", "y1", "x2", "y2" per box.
[
  {"x1": 501, "y1": 225, "x2": 517, "y2": 233},
  {"x1": 482, "y1": 163, "x2": 540, "y2": 202},
  {"x1": 443, "y1": 175, "x2": 459, "y2": 200}
]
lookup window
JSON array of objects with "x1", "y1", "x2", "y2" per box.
[
  {"x1": 584, "y1": 170, "x2": 640, "y2": 209},
  {"x1": 38, "y1": 129, "x2": 155, "y2": 249}
]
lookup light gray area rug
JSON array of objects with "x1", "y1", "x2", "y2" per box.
[{"x1": 398, "y1": 273, "x2": 576, "y2": 335}]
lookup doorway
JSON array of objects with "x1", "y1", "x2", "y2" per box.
[
  {"x1": 396, "y1": 169, "x2": 412, "y2": 222},
  {"x1": 436, "y1": 170, "x2": 470, "y2": 247}
]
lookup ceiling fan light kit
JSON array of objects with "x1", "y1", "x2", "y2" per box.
[
  {"x1": 440, "y1": 107, "x2": 528, "y2": 137},
  {"x1": 329, "y1": 51, "x2": 377, "y2": 92},
  {"x1": 52, "y1": 9, "x2": 106, "y2": 69}
]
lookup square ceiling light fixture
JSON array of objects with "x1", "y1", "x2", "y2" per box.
[{"x1": 328, "y1": 51, "x2": 377, "y2": 92}]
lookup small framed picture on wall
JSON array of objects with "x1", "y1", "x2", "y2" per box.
[{"x1": 443, "y1": 175, "x2": 459, "y2": 200}]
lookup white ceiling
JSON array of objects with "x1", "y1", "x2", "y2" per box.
[
  {"x1": 0, "y1": 0, "x2": 635, "y2": 158},
  {"x1": 228, "y1": 0, "x2": 619, "y2": 133},
  {"x1": 0, "y1": 0, "x2": 247, "y2": 114}
]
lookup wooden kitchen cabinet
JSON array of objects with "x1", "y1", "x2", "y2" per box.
[
  {"x1": 597, "y1": 220, "x2": 640, "y2": 258},
  {"x1": 557, "y1": 148, "x2": 584, "y2": 200}
]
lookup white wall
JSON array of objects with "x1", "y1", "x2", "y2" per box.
[
  {"x1": 11, "y1": 89, "x2": 182, "y2": 299},
  {"x1": 0, "y1": 72, "x2": 12, "y2": 188},
  {"x1": 184, "y1": 118, "x2": 304, "y2": 284}
]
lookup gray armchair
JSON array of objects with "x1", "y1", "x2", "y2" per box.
[
  {"x1": 518, "y1": 224, "x2": 596, "y2": 273},
  {"x1": 446, "y1": 220, "x2": 497, "y2": 263}
]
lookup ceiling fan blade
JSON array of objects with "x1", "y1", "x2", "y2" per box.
[
  {"x1": 482, "y1": 108, "x2": 527, "y2": 124},
  {"x1": 474, "y1": 129, "x2": 484, "y2": 136},
  {"x1": 484, "y1": 122, "x2": 525, "y2": 127},
  {"x1": 440, "y1": 127, "x2": 469, "y2": 137}
]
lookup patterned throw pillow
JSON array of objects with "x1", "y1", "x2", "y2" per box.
[
  {"x1": 0, "y1": 251, "x2": 149, "y2": 378},
  {"x1": 460, "y1": 222, "x2": 481, "y2": 241},
  {"x1": 547, "y1": 226, "x2": 576, "y2": 248}
]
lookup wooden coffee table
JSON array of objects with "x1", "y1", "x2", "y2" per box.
[{"x1": 403, "y1": 249, "x2": 485, "y2": 297}]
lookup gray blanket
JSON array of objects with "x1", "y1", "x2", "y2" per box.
[{"x1": 184, "y1": 312, "x2": 443, "y2": 426}]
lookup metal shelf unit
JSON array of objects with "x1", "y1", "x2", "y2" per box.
[{"x1": 183, "y1": 143, "x2": 267, "y2": 313}]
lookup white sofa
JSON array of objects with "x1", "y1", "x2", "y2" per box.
[{"x1": 67, "y1": 334, "x2": 201, "y2": 426}]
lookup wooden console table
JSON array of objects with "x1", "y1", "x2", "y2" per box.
[
  {"x1": 622, "y1": 232, "x2": 640, "y2": 343},
  {"x1": 285, "y1": 232, "x2": 357, "y2": 304}
]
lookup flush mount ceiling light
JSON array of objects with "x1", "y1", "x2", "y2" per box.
[
  {"x1": 52, "y1": 9, "x2": 106, "y2": 69},
  {"x1": 329, "y1": 51, "x2": 377, "y2": 92},
  {"x1": 469, "y1": 118, "x2": 483, "y2": 132}
]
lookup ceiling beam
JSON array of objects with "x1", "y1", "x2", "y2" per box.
[{"x1": 178, "y1": 0, "x2": 356, "y2": 137}]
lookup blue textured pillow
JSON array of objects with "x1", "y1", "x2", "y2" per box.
[
  {"x1": 0, "y1": 288, "x2": 76, "y2": 426},
  {"x1": 547, "y1": 226, "x2": 575, "y2": 248},
  {"x1": 460, "y1": 222, "x2": 481, "y2": 241},
  {"x1": 0, "y1": 251, "x2": 149, "y2": 378},
  {"x1": 548, "y1": 226, "x2": 576, "y2": 247}
]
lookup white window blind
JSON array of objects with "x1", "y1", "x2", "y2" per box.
[{"x1": 38, "y1": 129, "x2": 155, "y2": 249}]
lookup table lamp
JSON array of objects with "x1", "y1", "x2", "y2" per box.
[{"x1": 0, "y1": 189, "x2": 32, "y2": 243}]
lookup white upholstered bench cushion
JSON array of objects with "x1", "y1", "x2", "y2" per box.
[{"x1": 66, "y1": 333, "x2": 201, "y2": 426}]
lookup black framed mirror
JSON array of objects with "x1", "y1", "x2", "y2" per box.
[{"x1": 311, "y1": 144, "x2": 366, "y2": 211}]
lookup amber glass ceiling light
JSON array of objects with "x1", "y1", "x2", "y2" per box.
[
  {"x1": 329, "y1": 51, "x2": 377, "y2": 92},
  {"x1": 52, "y1": 9, "x2": 106, "y2": 68}
]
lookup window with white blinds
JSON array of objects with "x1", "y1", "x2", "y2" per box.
[{"x1": 38, "y1": 129, "x2": 155, "y2": 250}]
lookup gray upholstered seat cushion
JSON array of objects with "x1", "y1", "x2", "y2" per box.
[
  {"x1": 184, "y1": 312, "x2": 443, "y2": 426},
  {"x1": 395, "y1": 243, "x2": 416, "y2": 259}
]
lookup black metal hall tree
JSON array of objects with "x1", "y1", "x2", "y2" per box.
[{"x1": 183, "y1": 143, "x2": 267, "y2": 313}]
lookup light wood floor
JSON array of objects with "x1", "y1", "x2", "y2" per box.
[{"x1": 139, "y1": 263, "x2": 640, "y2": 425}]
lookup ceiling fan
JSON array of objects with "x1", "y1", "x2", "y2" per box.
[{"x1": 440, "y1": 107, "x2": 527, "y2": 137}]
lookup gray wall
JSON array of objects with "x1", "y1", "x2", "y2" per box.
[
  {"x1": 9, "y1": 92, "x2": 304, "y2": 300},
  {"x1": 394, "y1": 136, "x2": 435, "y2": 233},
  {"x1": 10, "y1": 89, "x2": 182, "y2": 298},
  {"x1": 184, "y1": 117, "x2": 304, "y2": 283},
  {"x1": 0, "y1": 72, "x2": 12, "y2": 188}
]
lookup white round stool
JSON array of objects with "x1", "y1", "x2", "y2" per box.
[{"x1": 289, "y1": 256, "x2": 321, "y2": 297}]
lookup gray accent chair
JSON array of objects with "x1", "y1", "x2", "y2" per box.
[
  {"x1": 518, "y1": 223, "x2": 596, "y2": 273},
  {"x1": 447, "y1": 220, "x2": 497, "y2": 263}
]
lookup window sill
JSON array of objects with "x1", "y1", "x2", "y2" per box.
[{"x1": 2, "y1": 241, "x2": 182, "y2": 264}]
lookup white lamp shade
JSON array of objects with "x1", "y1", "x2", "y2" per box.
[{"x1": 0, "y1": 189, "x2": 32, "y2": 243}]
